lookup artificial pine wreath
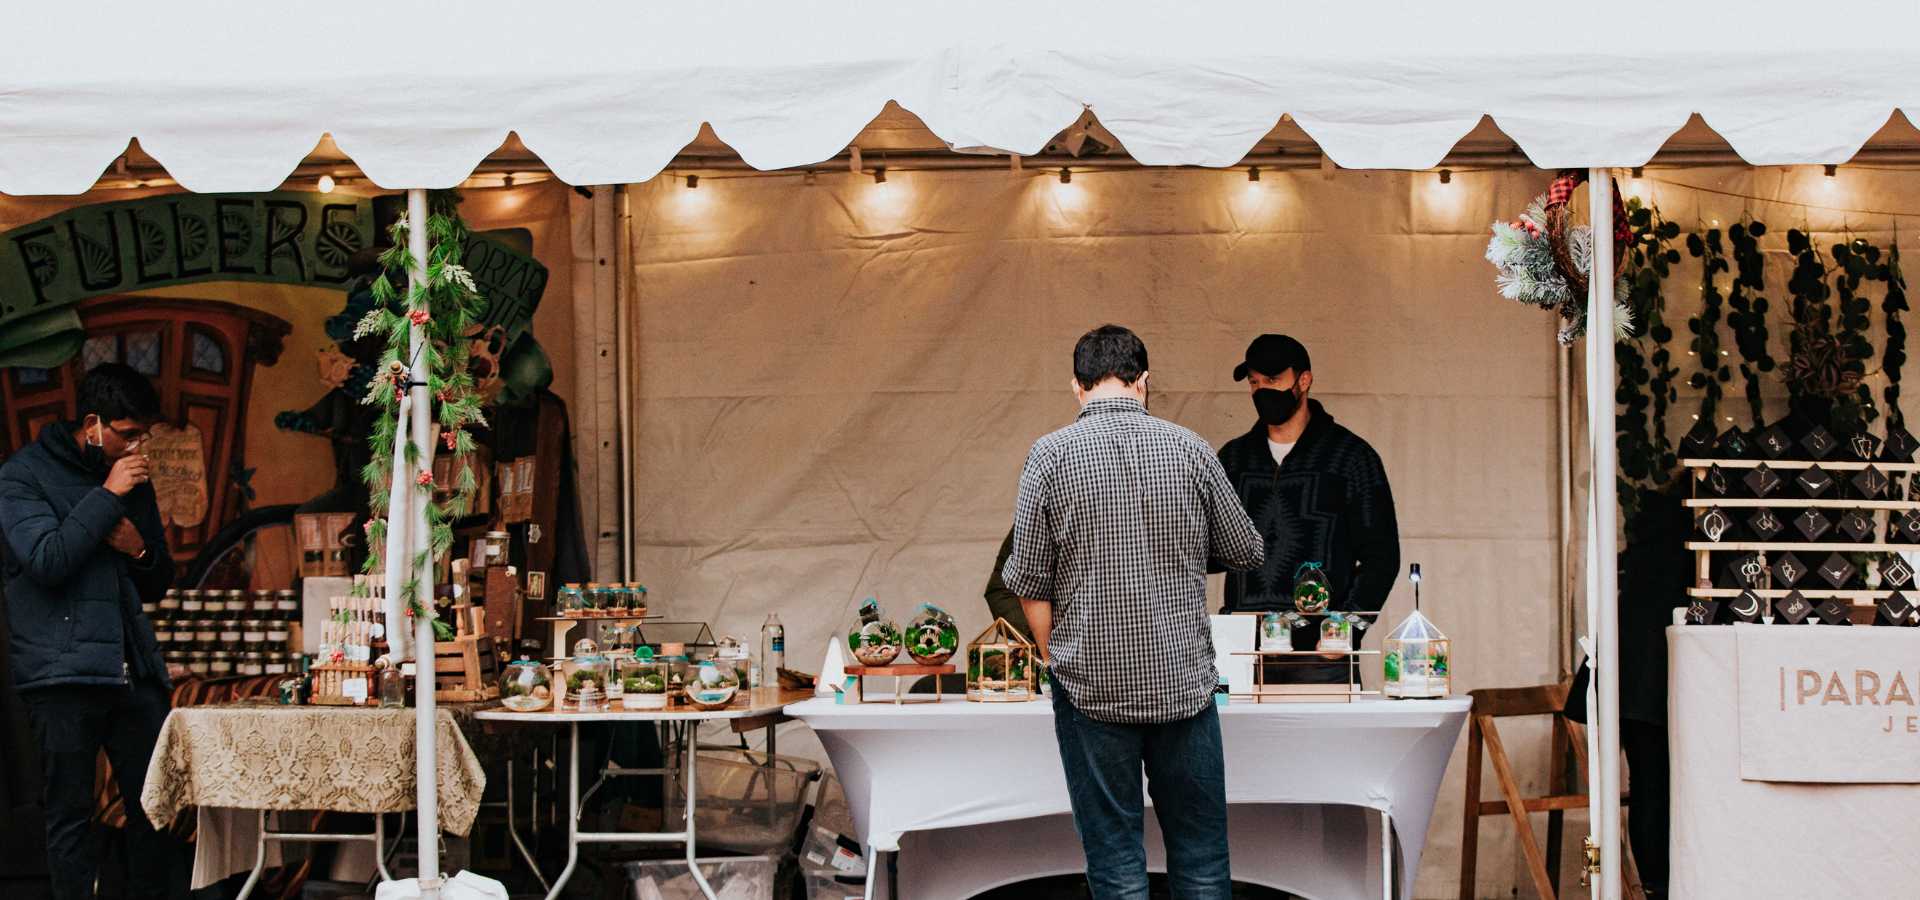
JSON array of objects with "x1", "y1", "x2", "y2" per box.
[{"x1": 1486, "y1": 173, "x2": 1632, "y2": 344}]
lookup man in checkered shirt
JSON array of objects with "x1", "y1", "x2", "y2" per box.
[{"x1": 1003, "y1": 324, "x2": 1264, "y2": 900}]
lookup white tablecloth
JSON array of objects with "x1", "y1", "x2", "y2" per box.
[
  {"x1": 1670, "y1": 627, "x2": 1920, "y2": 899},
  {"x1": 788, "y1": 695, "x2": 1469, "y2": 900}
]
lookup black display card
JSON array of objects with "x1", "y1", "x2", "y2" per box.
[
  {"x1": 1818, "y1": 552, "x2": 1857, "y2": 588},
  {"x1": 1704, "y1": 464, "x2": 1730, "y2": 498},
  {"x1": 1730, "y1": 590, "x2": 1766, "y2": 623},
  {"x1": 1744, "y1": 463, "x2": 1783, "y2": 497},
  {"x1": 1802, "y1": 425, "x2": 1839, "y2": 460},
  {"x1": 1900, "y1": 513, "x2": 1920, "y2": 543},
  {"x1": 1776, "y1": 591, "x2": 1814, "y2": 624},
  {"x1": 1815, "y1": 598, "x2": 1855, "y2": 625},
  {"x1": 1880, "y1": 555, "x2": 1914, "y2": 589},
  {"x1": 1699, "y1": 507, "x2": 1734, "y2": 542},
  {"x1": 1719, "y1": 427, "x2": 1754, "y2": 460},
  {"x1": 1839, "y1": 509, "x2": 1875, "y2": 543},
  {"x1": 1772, "y1": 552, "x2": 1808, "y2": 587},
  {"x1": 1756, "y1": 425, "x2": 1793, "y2": 460},
  {"x1": 1850, "y1": 431, "x2": 1883, "y2": 462},
  {"x1": 1796, "y1": 464, "x2": 1835, "y2": 498},
  {"x1": 1854, "y1": 465, "x2": 1890, "y2": 499},
  {"x1": 1682, "y1": 419, "x2": 1719, "y2": 459},
  {"x1": 1795, "y1": 508, "x2": 1833, "y2": 541},
  {"x1": 1725, "y1": 554, "x2": 1767, "y2": 589},
  {"x1": 1876, "y1": 592, "x2": 1915, "y2": 627},
  {"x1": 1748, "y1": 507, "x2": 1785, "y2": 541},
  {"x1": 1884, "y1": 425, "x2": 1919, "y2": 463},
  {"x1": 1687, "y1": 598, "x2": 1723, "y2": 626}
]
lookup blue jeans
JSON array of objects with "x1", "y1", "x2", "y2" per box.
[{"x1": 1051, "y1": 682, "x2": 1231, "y2": 900}]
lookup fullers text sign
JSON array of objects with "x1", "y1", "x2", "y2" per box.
[{"x1": 1736, "y1": 623, "x2": 1920, "y2": 782}]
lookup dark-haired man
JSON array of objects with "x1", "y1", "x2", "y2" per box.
[
  {"x1": 1217, "y1": 335, "x2": 1399, "y2": 683},
  {"x1": 1, "y1": 362, "x2": 177, "y2": 900},
  {"x1": 1003, "y1": 325, "x2": 1264, "y2": 900}
]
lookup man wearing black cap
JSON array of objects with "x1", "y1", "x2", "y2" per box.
[{"x1": 1218, "y1": 335, "x2": 1400, "y2": 683}]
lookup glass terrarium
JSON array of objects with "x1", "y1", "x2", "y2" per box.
[
  {"x1": 846, "y1": 599, "x2": 902, "y2": 666},
  {"x1": 557, "y1": 584, "x2": 588, "y2": 618},
  {"x1": 625, "y1": 583, "x2": 649, "y2": 615},
  {"x1": 561, "y1": 639, "x2": 611, "y2": 711},
  {"x1": 1383, "y1": 609, "x2": 1450, "y2": 698},
  {"x1": 905, "y1": 604, "x2": 960, "y2": 665},
  {"x1": 686, "y1": 660, "x2": 741, "y2": 710},
  {"x1": 1259, "y1": 610, "x2": 1296, "y2": 650},
  {"x1": 619, "y1": 649, "x2": 669, "y2": 710},
  {"x1": 967, "y1": 617, "x2": 1034, "y2": 702},
  {"x1": 500, "y1": 658, "x2": 554, "y2": 711},
  {"x1": 1293, "y1": 562, "x2": 1331, "y2": 615},
  {"x1": 1317, "y1": 611, "x2": 1353, "y2": 653}
]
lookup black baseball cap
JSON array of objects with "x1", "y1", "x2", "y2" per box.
[{"x1": 1233, "y1": 334, "x2": 1311, "y2": 381}]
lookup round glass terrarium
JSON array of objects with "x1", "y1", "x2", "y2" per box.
[
  {"x1": 1293, "y1": 562, "x2": 1331, "y2": 615},
  {"x1": 1317, "y1": 611, "x2": 1353, "y2": 653},
  {"x1": 846, "y1": 599, "x2": 902, "y2": 666},
  {"x1": 685, "y1": 660, "x2": 741, "y2": 710},
  {"x1": 905, "y1": 604, "x2": 960, "y2": 665},
  {"x1": 1259, "y1": 610, "x2": 1297, "y2": 650},
  {"x1": 501, "y1": 658, "x2": 554, "y2": 711},
  {"x1": 1384, "y1": 610, "x2": 1450, "y2": 698},
  {"x1": 561, "y1": 639, "x2": 611, "y2": 711},
  {"x1": 618, "y1": 648, "x2": 669, "y2": 710}
]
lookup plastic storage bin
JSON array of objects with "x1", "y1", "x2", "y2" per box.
[
  {"x1": 802, "y1": 867, "x2": 866, "y2": 900},
  {"x1": 666, "y1": 747, "x2": 822, "y2": 856},
  {"x1": 623, "y1": 856, "x2": 775, "y2": 900}
]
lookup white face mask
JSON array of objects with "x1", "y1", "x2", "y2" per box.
[{"x1": 87, "y1": 418, "x2": 105, "y2": 448}]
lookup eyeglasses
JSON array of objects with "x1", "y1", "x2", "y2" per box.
[{"x1": 98, "y1": 422, "x2": 150, "y2": 446}]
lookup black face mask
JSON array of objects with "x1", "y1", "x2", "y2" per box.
[{"x1": 1252, "y1": 387, "x2": 1302, "y2": 427}]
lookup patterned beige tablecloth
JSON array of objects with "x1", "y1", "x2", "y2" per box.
[{"x1": 140, "y1": 701, "x2": 488, "y2": 836}]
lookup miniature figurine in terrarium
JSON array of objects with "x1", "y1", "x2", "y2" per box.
[
  {"x1": 619, "y1": 647, "x2": 670, "y2": 710},
  {"x1": 501, "y1": 658, "x2": 554, "y2": 711},
  {"x1": 557, "y1": 584, "x2": 588, "y2": 618},
  {"x1": 1384, "y1": 563, "x2": 1450, "y2": 698},
  {"x1": 847, "y1": 599, "x2": 903, "y2": 666},
  {"x1": 561, "y1": 638, "x2": 611, "y2": 711},
  {"x1": 1259, "y1": 610, "x2": 1295, "y2": 650},
  {"x1": 1293, "y1": 562, "x2": 1331, "y2": 615},
  {"x1": 685, "y1": 660, "x2": 741, "y2": 710},
  {"x1": 906, "y1": 604, "x2": 960, "y2": 665},
  {"x1": 1317, "y1": 611, "x2": 1353, "y2": 653}
]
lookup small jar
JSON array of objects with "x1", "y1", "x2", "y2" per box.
[
  {"x1": 582, "y1": 583, "x2": 605, "y2": 617},
  {"x1": 483, "y1": 531, "x2": 510, "y2": 568},
  {"x1": 193, "y1": 619, "x2": 219, "y2": 651},
  {"x1": 264, "y1": 652, "x2": 289, "y2": 675},
  {"x1": 251, "y1": 590, "x2": 277, "y2": 617},
  {"x1": 628, "y1": 584, "x2": 649, "y2": 616},
  {"x1": 164, "y1": 649, "x2": 188, "y2": 671},
  {"x1": 141, "y1": 600, "x2": 158, "y2": 618},
  {"x1": 209, "y1": 651, "x2": 235, "y2": 676},
  {"x1": 237, "y1": 652, "x2": 265, "y2": 676},
  {"x1": 275, "y1": 590, "x2": 300, "y2": 622},
  {"x1": 159, "y1": 589, "x2": 182, "y2": 615},
  {"x1": 216, "y1": 620, "x2": 242, "y2": 651},
  {"x1": 186, "y1": 650, "x2": 211, "y2": 675},
  {"x1": 226, "y1": 589, "x2": 250, "y2": 614},
  {"x1": 179, "y1": 590, "x2": 205, "y2": 614},
  {"x1": 242, "y1": 619, "x2": 268, "y2": 650},
  {"x1": 557, "y1": 584, "x2": 587, "y2": 618},
  {"x1": 152, "y1": 618, "x2": 175, "y2": 647},
  {"x1": 266, "y1": 620, "x2": 291, "y2": 650}
]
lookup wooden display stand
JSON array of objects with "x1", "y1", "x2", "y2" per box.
[
  {"x1": 541, "y1": 614, "x2": 660, "y2": 662},
  {"x1": 1683, "y1": 457, "x2": 1920, "y2": 622},
  {"x1": 309, "y1": 664, "x2": 375, "y2": 706},
  {"x1": 433, "y1": 636, "x2": 501, "y2": 702},
  {"x1": 1231, "y1": 649, "x2": 1380, "y2": 704},
  {"x1": 841, "y1": 663, "x2": 956, "y2": 705}
]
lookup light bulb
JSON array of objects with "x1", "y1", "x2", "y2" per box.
[
  {"x1": 1059, "y1": 168, "x2": 1071, "y2": 185},
  {"x1": 1438, "y1": 169, "x2": 1451, "y2": 185},
  {"x1": 317, "y1": 174, "x2": 335, "y2": 193}
]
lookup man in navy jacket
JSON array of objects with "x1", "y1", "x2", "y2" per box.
[{"x1": 1, "y1": 363, "x2": 176, "y2": 900}]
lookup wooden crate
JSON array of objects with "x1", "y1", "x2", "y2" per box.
[
  {"x1": 309, "y1": 663, "x2": 375, "y2": 706},
  {"x1": 434, "y1": 636, "x2": 500, "y2": 702}
]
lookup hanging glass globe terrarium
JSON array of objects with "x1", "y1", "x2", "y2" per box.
[
  {"x1": 846, "y1": 599, "x2": 903, "y2": 666},
  {"x1": 1293, "y1": 562, "x2": 1331, "y2": 615},
  {"x1": 1383, "y1": 563, "x2": 1451, "y2": 698},
  {"x1": 905, "y1": 603, "x2": 960, "y2": 665}
]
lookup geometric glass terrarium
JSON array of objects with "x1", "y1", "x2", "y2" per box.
[
  {"x1": 966, "y1": 617, "x2": 1034, "y2": 702},
  {"x1": 1383, "y1": 564, "x2": 1450, "y2": 698}
]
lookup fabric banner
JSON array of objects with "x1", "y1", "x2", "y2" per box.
[{"x1": 1736, "y1": 623, "x2": 1920, "y2": 782}]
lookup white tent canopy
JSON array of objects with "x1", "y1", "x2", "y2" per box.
[{"x1": 8, "y1": 1, "x2": 1920, "y2": 194}]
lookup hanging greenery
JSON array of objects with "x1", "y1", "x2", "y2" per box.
[
  {"x1": 1686, "y1": 228, "x2": 1731, "y2": 424},
  {"x1": 1830, "y1": 237, "x2": 1886, "y2": 434},
  {"x1": 1886, "y1": 241, "x2": 1909, "y2": 430},
  {"x1": 1784, "y1": 229, "x2": 1886, "y2": 435},
  {"x1": 352, "y1": 190, "x2": 490, "y2": 640},
  {"x1": 1724, "y1": 219, "x2": 1774, "y2": 426},
  {"x1": 1615, "y1": 198, "x2": 1682, "y2": 524}
]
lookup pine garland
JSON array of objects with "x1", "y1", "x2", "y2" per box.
[
  {"x1": 1686, "y1": 228, "x2": 1731, "y2": 424},
  {"x1": 351, "y1": 190, "x2": 490, "y2": 641}
]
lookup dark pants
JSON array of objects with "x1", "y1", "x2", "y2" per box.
[
  {"x1": 22, "y1": 681, "x2": 176, "y2": 900},
  {"x1": 1051, "y1": 684, "x2": 1230, "y2": 900},
  {"x1": 1621, "y1": 718, "x2": 1669, "y2": 897}
]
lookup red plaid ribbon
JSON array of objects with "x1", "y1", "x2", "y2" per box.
[{"x1": 1548, "y1": 169, "x2": 1632, "y2": 247}]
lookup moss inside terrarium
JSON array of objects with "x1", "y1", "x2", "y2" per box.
[{"x1": 567, "y1": 669, "x2": 602, "y2": 690}]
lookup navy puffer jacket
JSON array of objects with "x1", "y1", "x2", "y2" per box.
[{"x1": 0, "y1": 420, "x2": 172, "y2": 692}]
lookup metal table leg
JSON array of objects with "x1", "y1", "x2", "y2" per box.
[
  {"x1": 1380, "y1": 808, "x2": 1393, "y2": 900},
  {"x1": 235, "y1": 809, "x2": 391, "y2": 900},
  {"x1": 544, "y1": 723, "x2": 582, "y2": 900},
  {"x1": 506, "y1": 759, "x2": 550, "y2": 893},
  {"x1": 682, "y1": 723, "x2": 718, "y2": 900}
]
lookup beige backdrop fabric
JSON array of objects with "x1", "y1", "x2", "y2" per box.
[{"x1": 624, "y1": 165, "x2": 1567, "y2": 895}]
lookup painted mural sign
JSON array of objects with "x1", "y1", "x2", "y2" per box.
[{"x1": 145, "y1": 421, "x2": 209, "y2": 529}]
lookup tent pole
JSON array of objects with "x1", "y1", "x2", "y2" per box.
[
  {"x1": 1585, "y1": 168, "x2": 1622, "y2": 900},
  {"x1": 407, "y1": 187, "x2": 442, "y2": 899}
]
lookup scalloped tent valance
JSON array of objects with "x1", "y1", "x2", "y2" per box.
[{"x1": 5, "y1": 0, "x2": 1919, "y2": 195}]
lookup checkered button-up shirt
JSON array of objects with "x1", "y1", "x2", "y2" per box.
[{"x1": 1002, "y1": 398, "x2": 1264, "y2": 723}]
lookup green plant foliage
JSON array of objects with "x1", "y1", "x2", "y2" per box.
[
  {"x1": 1616, "y1": 199, "x2": 1682, "y2": 525},
  {"x1": 1784, "y1": 229, "x2": 1886, "y2": 435},
  {"x1": 1724, "y1": 219, "x2": 1774, "y2": 425},
  {"x1": 1886, "y1": 242, "x2": 1909, "y2": 430},
  {"x1": 1686, "y1": 228, "x2": 1732, "y2": 424}
]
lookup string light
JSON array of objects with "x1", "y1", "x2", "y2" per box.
[
  {"x1": 1059, "y1": 168, "x2": 1071, "y2": 184},
  {"x1": 873, "y1": 168, "x2": 887, "y2": 184},
  {"x1": 685, "y1": 175, "x2": 699, "y2": 188},
  {"x1": 1438, "y1": 169, "x2": 1451, "y2": 185},
  {"x1": 1824, "y1": 164, "x2": 1838, "y2": 191},
  {"x1": 317, "y1": 174, "x2": 335, "y2": 193},
  {"x1": 803, "y1": 171, "x2": 816, "y2": 186},
  {"x1": 1248, "y1": 167, "x2": 1261, "y2": 182}
]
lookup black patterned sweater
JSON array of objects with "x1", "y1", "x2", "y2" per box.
[{"x1": 1214, "y1": 400, "x2": 1401, "y2": 643}]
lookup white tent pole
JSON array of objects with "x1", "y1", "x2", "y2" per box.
[
  {"x1": 1586, "y1": 168, "x2": 1622, "y2": 900},
  {"x1": 382, "y1": 392, "x2": 414, "y2": 662},
  {"x1": 406, "y1": 187, "x2": 442, "y2": 899}
]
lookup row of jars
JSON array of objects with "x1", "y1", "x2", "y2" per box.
[
  {"x1": 163, "y1": 648, "x2": 305, "y2": 678},
  {"x1": 555, "y1": 582, "x2": 649, "y2": 618},
  {"x1": 159, "y1": 588, "x2": 301, "y2": 621},
  {"x1": 501, "y1": 638, "x2": 747, "y2": 713},
  {"x1": 145, "y1": 610, "x2": 297, "y2": 654}
]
